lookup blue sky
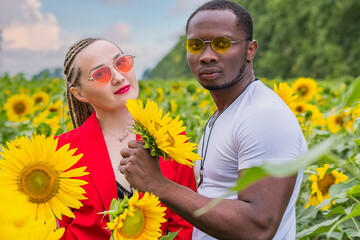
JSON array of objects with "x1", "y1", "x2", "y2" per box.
[{"x1": 0, "y1": 0, "x2": 208, "y2": 79}]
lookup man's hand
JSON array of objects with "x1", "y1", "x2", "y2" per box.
[{"x1": 120, "y1": 140, "x2": 164, "y2": 193}]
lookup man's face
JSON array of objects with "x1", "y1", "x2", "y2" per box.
[{"x1": 186, "y1": 10, "x2": 249, "y2": 90}]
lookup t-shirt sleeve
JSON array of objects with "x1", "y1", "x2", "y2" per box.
[{"x1": 234, "y1": 103, "x2": 306, "y2": 170}]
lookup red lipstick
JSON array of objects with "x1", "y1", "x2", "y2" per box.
[{"x1": 115, "y1": 85, "x2": 130, "y2": 94}]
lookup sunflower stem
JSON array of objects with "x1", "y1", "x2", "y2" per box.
[
  {"x1": 351, "y1": 216, "x2": 360, "y2": 232},
  {"x1": 349, "y1": 195, "x2": 360, "y2": 205}
]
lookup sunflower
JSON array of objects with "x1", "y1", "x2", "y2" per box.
[
  {"x1": 126, "y1": 98, "x2": 201, "y2": 166},
  {"x1": 4, "y1": 93, "x2": 33, "y2": 122},
  {"x1": 0, "y1": 134, "x2": 89, "y2": 223},
  {"x1": 326, "y1": 108, "x2": 354, "y2": 134},
  {"x1": 105, "y1": 191, "x2": 167, "y2": 240},
  {"x1": 170, "y1": 99, "x2": 178, "y2": 113},
  {"x1": 273, "y1": 82, "x2": 298, "y2": 111},
  {"x1": 32, "y1": 91, "x2": 50, "y2": 111},
  {"x1": 0, "y1": 184, "x2": 65, "y2": 240},
  {"x1": 45, "y1": 99, "x2": 64, "y2": 119},
  {"x1": 156, "y1": 88, "x2": 164, "y2": 103},
  {"x1": 33, "y1": 111, "x2": 61, "y2": 135},
  {"x1": 293, "y1": 101, "x2": 325, "y2": 135},
  {"x1": 305, "y1": 164, "x2": 348, "y2": 210},
  {"x1": 7, "y1": 135, "x2": 27, "y2": 149},
  {"x1": 292, "y1": 77, "x2": 317, "y2": 102}
]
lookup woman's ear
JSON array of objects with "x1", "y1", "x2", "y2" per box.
[
  {"x1": 247, "y1": 40, "x2": 258, "y2": 62},
  {"x1": 70, "y1": 87, "x2": 89, "y2": 102}
]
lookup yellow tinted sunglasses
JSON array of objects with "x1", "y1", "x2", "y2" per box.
[{"x1": 184, "y1": 36, "x2": 249, "y2": 54}]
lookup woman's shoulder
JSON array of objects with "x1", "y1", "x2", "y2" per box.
[{"x1": 55, "y1": 127, "x2": 81, "y2": 148}]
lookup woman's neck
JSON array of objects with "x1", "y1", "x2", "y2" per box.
[{"x1": 96, "y1": 107, "x2": 134, "y2": 135}]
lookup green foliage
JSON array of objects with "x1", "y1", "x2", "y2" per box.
[
  {"x1": 146, "y1": 0, "x2": 360, "y2": 80},
  {"x1": 238, "y1": 0, "x2": 360, "y2": 79},
  {"x1": 142, "y1": 35, "x2": 193, "y2": 80}
]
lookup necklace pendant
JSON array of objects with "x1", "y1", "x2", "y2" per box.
[
  {"x1": 117, "y1": 131, "x2": 129, "y2": 142},
  {"x1": 198, "y1": 170, "x2": 203, "y2": 187}
]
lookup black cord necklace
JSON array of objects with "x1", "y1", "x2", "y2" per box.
[{"x1": 197, "y1": 79, "x2": 259, "y2": 187}]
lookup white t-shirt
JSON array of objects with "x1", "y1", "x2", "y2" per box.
[{"x1": 193, "y1": 80, "x2": 307, "y2": 240}]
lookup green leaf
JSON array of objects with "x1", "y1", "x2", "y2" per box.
[
  {"x1": 296, "y1": 215, "x2": 341, "y2": 239},
  {"x1": 344, "y1": 76, "x2": 360, "y2": 107},
  {"x1": 230, "y1": 167, "x2": 268, "y2": 192},
  {"x1": 347, "y1": 183, "x2": 360, "y2": 195},
  {"x1": 159, "y1": 229, "x2": 181, "y2": 240},
  {"x1": 296, "y1": 205, "x2": 318, "y2": 224},
  {"x1": 353, "y1": 139, "x2": 360, "y2": 146},
  {"x1": 330, "y1": 179, "x2": 356, "y2": 199},
  {"x1": 327, "y1": 204, "x2": 360, "y2": 238},
  {"x1": 323, "y1": 205, "x2": 346, "y2": 217},
  {"x1": 260, "y1": 136, "x2": 339, "y2": 178}
]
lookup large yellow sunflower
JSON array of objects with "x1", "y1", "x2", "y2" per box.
[
  {"x1": 292, "y1": 77, "x2": 317, "y2": 102},
  {"x1": 305, "y1": 164, "x2": 348, "y2": 210},
  {"x1": 32, "y1": 91, "x2": 50, "y2": 111},
  {"x1": 106, "y1": 191, "x2": 167, "y2": 240},
  {"x1": 274, "y1": 82, "x2": 298, "y2": 111},
  {"x1": 0, "y1": 184, "x2": 65, "y2": 240},
  {"x1": 326, "y1": 108, "x2": 354, "y2": 134},
  {"x1": 126, "y1": 98, "x2": 201, "y2": 166},
  {"x1": 0, "y1": 134, "x2": 89, "y2": 223},
  {"x1": 4, "y1": 93, "x2": 33, "y2": 122}
]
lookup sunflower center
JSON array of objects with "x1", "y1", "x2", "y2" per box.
[
  {"x1": 295, "y1": 106, "x2": 304, "y2": 113},
  {"x1": 18, "y1": 162, "x2": 60, "y2": 203},
  {"x1": 298, "y1": 86, "x2": 308, "y2": 96},
  {"x1": 165, "y1": 131, "x2": 175, "y2": 147},
  {"x1": 335, "y1": 116, "x2": 344, "y2": 126},
  {"x1": 49, "y1": 108, "x2": 58, "y2": 113},
  {"x1": 35, "y1": 97, "x2": 44, "y2": 104},
  {"x1": 119, "y1": 209, "x2": 145, "y2": 238},
  {"x1": 317, "y1": 174, "x2": 335, "y2": 195},
  {"x1": 13, "y1": 101, "x2": 26, "y2": 114}
]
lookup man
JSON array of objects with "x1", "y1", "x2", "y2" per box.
[{"x1": 120, "y1": 0, "x2": 307, "y2": 239}]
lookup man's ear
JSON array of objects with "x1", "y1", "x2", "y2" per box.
[
  {"x1": 70, "y1": 87, "x2": 89, "y2": 102},
  {"x1": 247, "y1": 40, "x2": 258, "y2": 62}
]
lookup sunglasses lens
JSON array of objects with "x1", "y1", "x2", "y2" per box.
[
  {"x1": 212, "y1": 36, "x2": 232, "y2": 53},
  {"x1": 185, "y1": 38, "x2": 204, "y2": 54},
  {"x1": 92, "y1": 67, "x2": 111, "y2": 83},
  {"x1": 115, "y1": 55, "x2": 134, "y2": 72}
]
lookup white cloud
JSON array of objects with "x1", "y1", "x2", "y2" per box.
[
  {"x1": 96, "y1": 0, "x2": 131, "y2": 6},
  {"x1": 2, "y1": 46, "x2": 69, "y2": 77},
  {"x1": 1, "y1": 0, "x2": 77, "y2": 51},
  {"x1": 102, "y1": 23, "x2": 131, "y2": 45},
  {"x1": 169, "y1": 0, "x2": 209, "y2": 16},
  {"x1": 0, "y1": 0, "x2": 79, "y2": 76}
]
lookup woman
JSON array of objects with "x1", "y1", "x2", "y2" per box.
[{"x1": 57, "y1": 38, "x2": 197, "y2": 239}]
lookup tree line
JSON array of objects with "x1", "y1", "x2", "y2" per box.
[{"x1": 143, "y1": 0, "x2": 360, "y2": 80}]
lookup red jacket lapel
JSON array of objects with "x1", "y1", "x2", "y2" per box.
[{"x1": 79, "y1": 113, "x2": 117, "y2": 210}]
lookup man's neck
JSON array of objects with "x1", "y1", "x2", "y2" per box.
[{"x1": 210, "y1": 64, "x2": 255, "y2": 114}]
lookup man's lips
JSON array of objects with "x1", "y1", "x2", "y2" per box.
[
  {"x1": 199, "y1": 68, "x2": 220, "y2": 79},
  {"x1": 115, "y1": 85, "x2": 130, "y2": 94}
]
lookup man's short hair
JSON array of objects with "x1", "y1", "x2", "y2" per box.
[{"x1": 186, "y1": 0, "x2": 253, "y2": 40}]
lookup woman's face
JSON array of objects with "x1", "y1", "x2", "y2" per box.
[{"x1": 71, "y1": 40, "x2": 139, "y2": 112}]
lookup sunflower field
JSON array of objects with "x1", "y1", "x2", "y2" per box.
[{"x1": 1, "y1": 72, "x2": 360, "y2": 239}]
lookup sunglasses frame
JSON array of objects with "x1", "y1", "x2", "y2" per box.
[
  {"x1": 184, "y1": 36, "x2": 249, "y2": 54},
  {"x1": 88, "y1": 55, "x2": 135, "y2": 84}
]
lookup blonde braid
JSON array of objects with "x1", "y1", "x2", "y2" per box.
[{"x1": 64, "y1": 38, "x2": 99, "y2": 129}]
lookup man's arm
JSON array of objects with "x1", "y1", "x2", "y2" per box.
[{"x1": 120, "y1": 140, "x2": 296, "y2": 240}]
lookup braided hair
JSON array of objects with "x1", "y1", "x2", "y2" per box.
[{"x1": 63, "y1": 38, "x2": 99, "y2": 129}]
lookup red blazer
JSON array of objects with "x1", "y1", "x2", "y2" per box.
[{"x1": 56, "y1": 112, "x2": 197, "y2": 240}]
